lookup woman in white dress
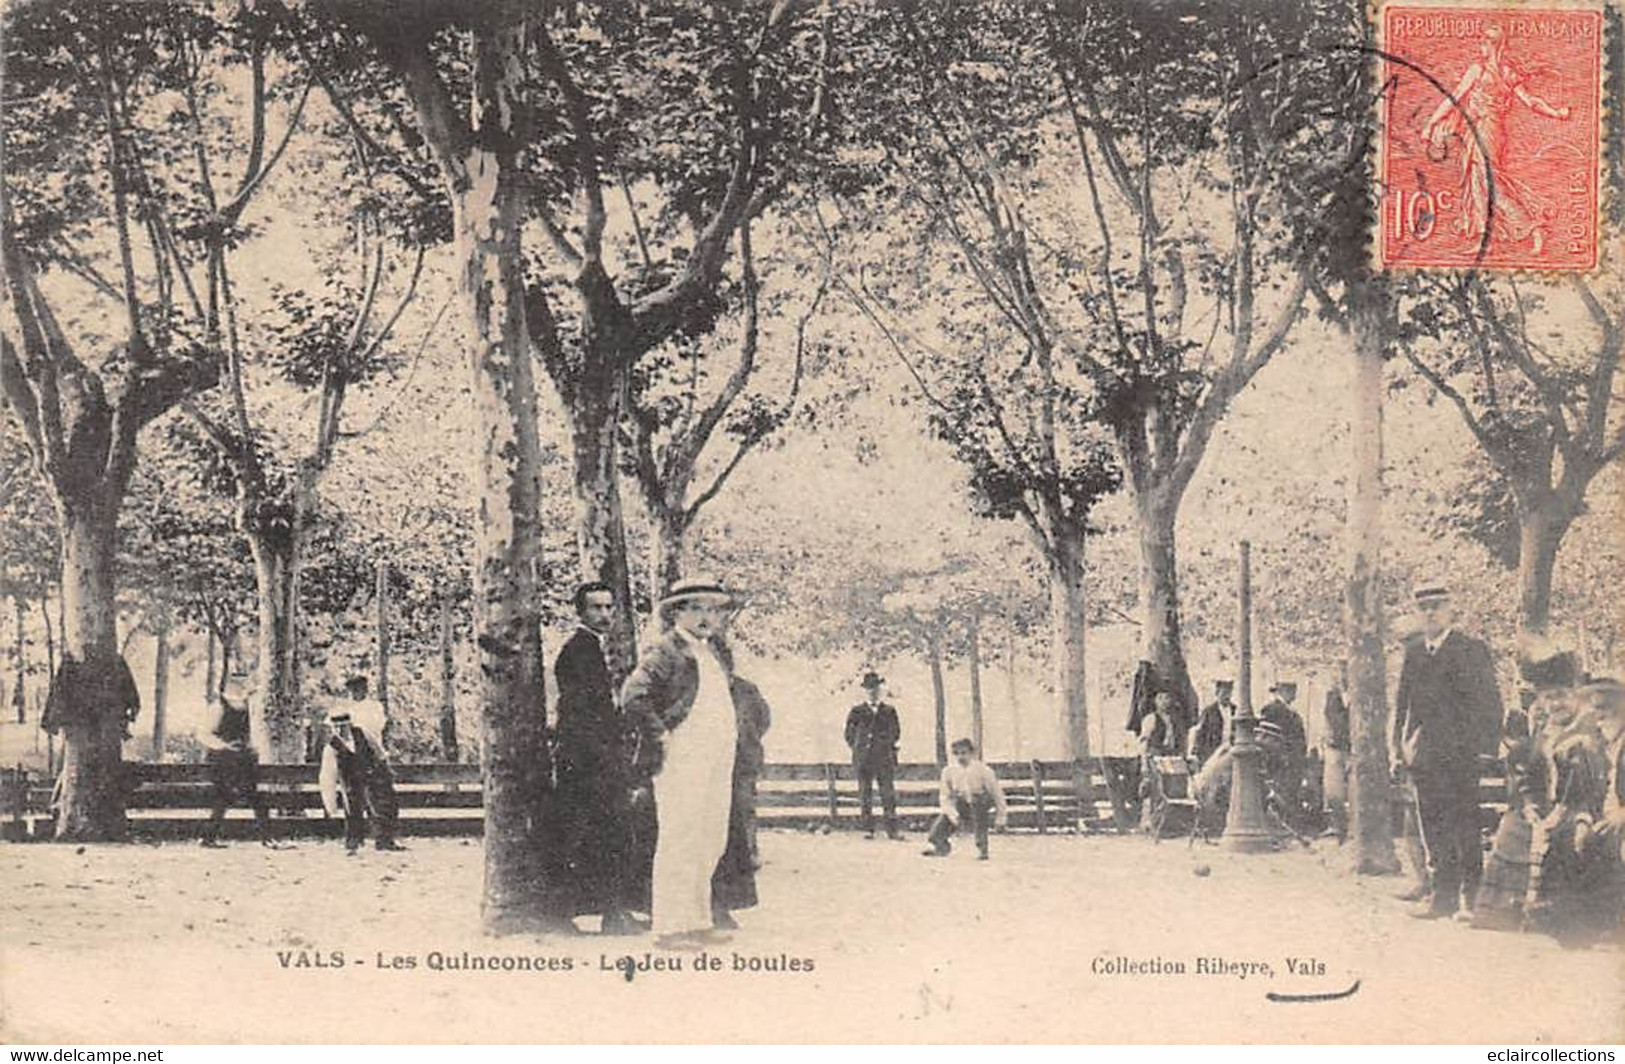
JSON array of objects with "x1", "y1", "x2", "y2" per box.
[{"x1": 620, "y1": 576, "x2": 741, "y2": 946}]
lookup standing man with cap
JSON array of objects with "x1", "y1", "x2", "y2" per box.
[
  {"x1": 318, "y1": 677, "x2": 406, "y2": 855},
  {"x1": 1259, "y1": 681, "x2": 1310, "y2": 829},
  {"x1": 1392, "y1": 582, "x2": 1504, "y2": 919},
  {"x1": 550, "y1": 581, "x2": 638, "y2": 935},
  {"x1": 845, "y1": 671, "x2": 902, "y2": 840},
  {"x1": 621, "y1": 575, "x2": 743, "y2": 946},
  {"x1": 1189, "y1": 679, "x2": 1238, "y2": 767}
]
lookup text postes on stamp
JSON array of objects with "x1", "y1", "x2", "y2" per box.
[{"x1": 1378, "y1": 2, "x2": 1603, "y2": 272}]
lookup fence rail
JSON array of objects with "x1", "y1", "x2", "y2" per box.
[{"x1": 3, "y1": 756, "x2": 1511, "y2": 841}]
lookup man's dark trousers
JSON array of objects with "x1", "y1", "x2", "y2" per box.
[
  {"x1": 858, "y1": 759, "x2": 898, "y2": 835},
  {"x1": 927, "y1": 797, "x2": 991, "y2": 856},
  {"x1": 342, "y1": 780, "x2": 400, "y2": 849},
  {"x1": 1413, "y1": 763, "x2": 1482, "y2": 911},
  {"x1": 204, "y1": 748, "x2": 272, "y2": 843}
]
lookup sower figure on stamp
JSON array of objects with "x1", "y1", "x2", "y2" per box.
[
  {"x1": 621, "y1": 576, "x2": 743, "y2": 948},
  {"x1": 923, "y1": 739, "x2": 1007, "y2": 860},
  {"x1": 845, "y1": 671, "x2": 902, "y2": 840},
  {"x1": 1392, "y1": 582, "x2": 1503, "y2": 920},
  {"x1": 200, "y1": 675, "x2": 279, "y2": 849},
  {"x1": 318, "y1": 679, "x2": 406, "y2": 855},
  {"x1": 549, "y1": 581, "x2": 639, "y2": 936}
]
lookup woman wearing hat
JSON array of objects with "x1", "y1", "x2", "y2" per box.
[{"x1": 620, "y1": 576, "x2": 744, "y2": 945}]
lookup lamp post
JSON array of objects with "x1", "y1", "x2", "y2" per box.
[{"x1": 1225, "y1": 540, "x2": 1273, "y2": 851}]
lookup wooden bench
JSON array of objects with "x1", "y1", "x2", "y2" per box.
[{"x1": 1, "y1": 755, "x2": 1514, "y2": 841}]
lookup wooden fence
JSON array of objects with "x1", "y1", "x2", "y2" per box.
[{"x1": 2, "y1": 756, "x2": 1512, "y2": 841}]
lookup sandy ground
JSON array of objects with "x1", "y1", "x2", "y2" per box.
[{"x1": 1, "y1": 830, "x2": 1620, "y2": 1045}]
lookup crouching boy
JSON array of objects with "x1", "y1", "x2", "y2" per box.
[{"x1": 923, "y1": 739, "x2": 1008, "y2": 860}]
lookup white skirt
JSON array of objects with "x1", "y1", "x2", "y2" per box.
[{"x1": 651, "y1": 653, "x2": 738, "y2": 935}]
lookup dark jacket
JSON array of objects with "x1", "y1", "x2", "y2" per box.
[
  {"x1": 554, "y1": 627, "x2": 622, "y2": 768},
  {"x1": 730, "y1": 676, "x2": 772, "y2": 782},
  {"x1": 1189, "y1": 700, "x2": 1235, "y2": 765},
  {"x1": 845, "y1": 701, "x2": 900, "y2": 767},
  {"x1": 1323, "y1": 689, "x2": 1351, "y2": 753},
  {"x1": 1259, "y1": 699, "x2": 1309, "y2": 769},
  {"x1": 620, "y1": 629, "x2": 736, "y2": 775},
  {"x1": 1393, "y1": 630, "x2": 1504, "y2": 774}
]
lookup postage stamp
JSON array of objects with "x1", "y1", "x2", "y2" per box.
[{"x1": 1377, "y1": 1, "x2": 1604, "y2": 272}]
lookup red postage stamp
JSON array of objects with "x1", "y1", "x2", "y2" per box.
[{"x1": 1377, "y1": 1, "x2": 1603, "y2": 271}]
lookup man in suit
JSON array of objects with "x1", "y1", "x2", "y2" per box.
[
  {"x1": 845, "y1": 671, "x2": 902, "y2": 839},
  {"x1": 318, "y1": 683, "x2": 405, "y2": 855},
  {"x1": 1259, "y1": 681, "x2": 1310, "y2": 830},
  {"x1": 621, "y1": 575, "x2": 744, "y2": 946},
  {"x1": 1188, "y1": 679, "x2": 1237, "y2": 767},
  {"x1": 1392, "y1": 583, "x2": 1504, "y2": 920},
  {"x1": 550, "y1": 581, "x2": 638, "y2": 935}
]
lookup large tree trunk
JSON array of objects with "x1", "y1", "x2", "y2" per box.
[
  {"x1": 569, "y1": 379, "x2": 638, "y2": 677},
  {"x1": 926, "y1": 622, "x2": 948, "y2": 766},
  {"x1": 1514, "y1": 502, "x2": 1568, "y2": 637},
  {"x1": 54, "y1": 509, "x2": 127, "y2": 841},
  {"x1": 150, "y1": 612, "x2": 169, "y2": 762},
  {"x1": 438, "y1": 592, "x2": 458, "y2": 762},
  {"x1": 1048, "y1": 532, "x2": 1090, "y2": 763},
  {"x1": 1344, "y1": 279, "x2": 1399, "y2": 876},
  {"x1": 1135, "y1": 491, "x2": 1197, "y2": 716},
  {"x1": 246, "y1": 524, "x2": 302, "y2": 762}
]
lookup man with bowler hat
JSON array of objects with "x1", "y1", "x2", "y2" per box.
[
  {"x1": 1392, "y1": 582, "x2": 1504, "y2": 919},
  {"x1": 1259, "y1": 680, "x2": 1309, "y2": 828},
  {"x1": 845, "y1": 671, "x2": 902, "y2": 839}
]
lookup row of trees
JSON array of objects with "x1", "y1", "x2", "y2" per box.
[{"x1": 3, "y1": 0, "x2": 1620, "y2": 923}]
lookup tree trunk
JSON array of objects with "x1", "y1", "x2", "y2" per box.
[
  {"x1": 438, "y1": 593, "x2": 458, "y2": 762},
  {"x1": 1048, "y1": 531, "x2": 1090, "y2": 762},
  {"x1": 1514, "y1": 503, "x2": 1568, "y2": 637},
  {"x1": 204, "y1": 621, "x2": 218, "y2": 708},
  {"x1": 1005, "y1": 626, "x2": 1022, "y2": 759},
  {"x1": 150, "y1": 612, "x2": 169, "y2": 762},
  {"x1": 40, "y1": 595, "x2": 55, "y2": 690},
  {"x1": 570, "y1": 384, "x2": 638, "y2": 678},
  {"x1": 54, "y1": 509, "x2": 127, "y2": 841},
  {"x1": 968, "y1": 609, "x2": 984, "y2": 756},
  {"x1": 11, "y1": 594, "x2": 24, "y2": 725},
  {"x1": 246, "y1": 526, "x2": 302, "y2": 762},
  {"x1": 376, "y1": 558, "x2": 393, "y2": 752},
  {"x1": 1136, "y1": 492, "x2": 1196, "y2": 716},
  {"x1": 1344, "y1": 279, "x2": 1400, "y2": 876},
  {"x1": 926, "y1": 622, "x2": 948, "y2": 766},
  {"x1": 648, "y1": 501, "x2": 690, "y2": 602}
]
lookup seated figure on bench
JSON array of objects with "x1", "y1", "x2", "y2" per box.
[
  {"x1": 200, "y1": 675, "x2": 278, "y2": 849},
  {"x1": 319, "y1": 678, "x2": 405, "y2": 855}
]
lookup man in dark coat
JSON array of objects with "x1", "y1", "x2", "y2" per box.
[
  {"x1": 200, "y1": 677, "x2": 277, "y2": 848},
  {"x1": 1392, "y1": 583, "x2": 1504, "y2": 919},
  {"x1": 549, "y1": 581, "x2": 637, "y2": 935},
  {"x1": 1259, "y1": 681, "x2": 1309, "y2": 828},
  {"x1": 844, "y1": 671, "x2": 901, "y2": 839},
  {"x1": 318, "y1": 684, "x2": 405, "y2": 855},
  {"x1": 1189, "y1": 679, "x2": 1237, "y2": 767},
  {"x1": 712, "y1": 674, "x2": 772, "y2": 925}
]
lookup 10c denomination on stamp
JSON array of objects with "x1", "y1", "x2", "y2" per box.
[{"x1": 1377, "y1": 1, "x2": 1604, "y2": 272}]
